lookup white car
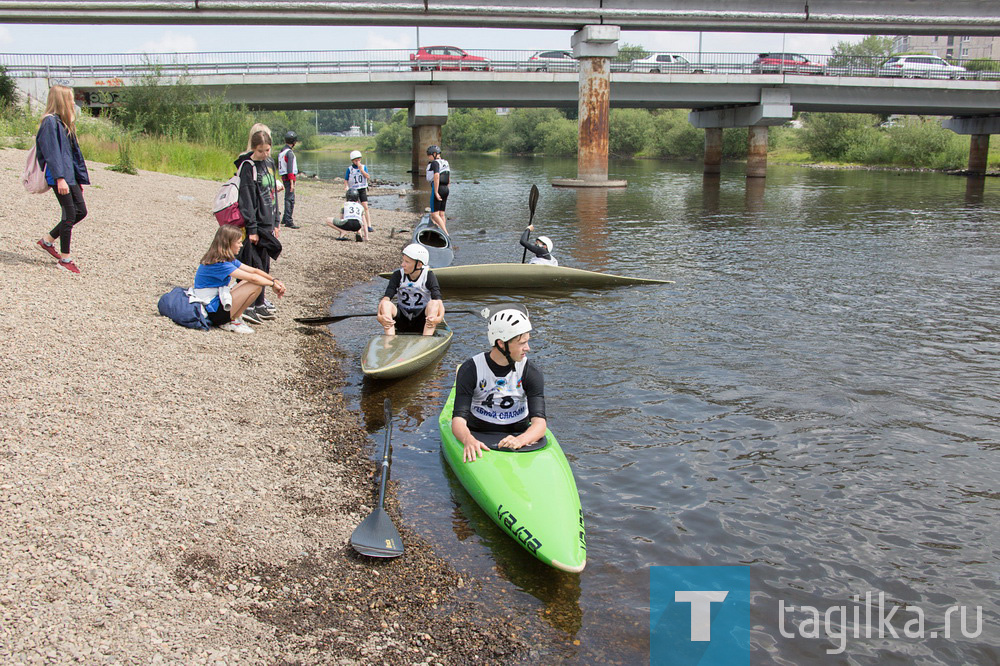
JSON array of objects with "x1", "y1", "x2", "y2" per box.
[
  {"x1": 629, "y1": 53, "x2": 708, "y2": 74},
  {"x1": 878, "y1": 55, "x2": 968, "y2": 79},
  {"x1": 525, "y1": 50, "x2": 577, "y2": 72}
]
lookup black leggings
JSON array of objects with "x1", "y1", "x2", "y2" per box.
[{"x1": 50, "y1": 184, "x2": 87, "y2": 255}]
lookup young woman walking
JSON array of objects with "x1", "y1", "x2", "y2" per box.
[{"x1": 34, "y1": 84, "x2": 89, "y2": 274}]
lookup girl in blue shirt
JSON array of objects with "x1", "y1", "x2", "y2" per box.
[{"x1": 195, "y1": 226, "x2": 286, "y2": 333}]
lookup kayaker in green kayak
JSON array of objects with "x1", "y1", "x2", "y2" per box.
[
  {"x1": 377, "y1": 243, "x2": 445, "y2": 336},
  {"x1": 450, "y1": 305, "x2": 546, "y2": 462}
]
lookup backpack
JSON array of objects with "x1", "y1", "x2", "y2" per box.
[
  {"x1": 212, "y1": 160, "x2": 255, "y2": 226},
  {"x1": 22, "y1": 144, "x2": 50, "y2": 194},
  {"x1": 157, "y1": 286, "x2": 210, "y2": 331}
]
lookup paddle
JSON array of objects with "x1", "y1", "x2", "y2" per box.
[
  {"x1": 521, "y1": 184, "x2": 540, "y2": 264},
  {"x1": 295, "y1": 309, "x2": 481, "y2": 325},
  {"x1": 350, "y1": 398, "x2": 404, "y2": 558}
]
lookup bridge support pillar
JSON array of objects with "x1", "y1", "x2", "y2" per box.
[
  {"x1": 553, "y1": 25, "x2": 627, "y2": 188},
  {"x1": 704, "y1": 128, "x2": 723, "y2": 174},
  {"x1": 969, "y1": 134, "x2": 989, "y2": 175},
  {"x1": 408, "y1": 85, "x2": 448, "y2": 181},
  {"x1": 746, "y1": 126, "x2": 769, "y2": 178},
  {"x1": 942, "y1": 115, "x2": 999, "y2": 175}
]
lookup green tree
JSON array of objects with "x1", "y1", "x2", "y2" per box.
[
  {"x1": 615, "y1": 43, "x2": 650, "y2": 63},
  {"x1": 538, "y1": 117, "x2": 578, "y2": 156},
  {"x1": 609, "y1": 108, "x2": 652, "y2": 156},
  {"x1": 828, "y1": 35, "x2": 895, "y2": 68},
  {"x1": 375, "y1": 111, "x2": 410, "y2": 153},
  {"x1": 0, "y1": 65, "x2": 17, "y2": 109},
  {"x1": 443, "y1": 108, "x2": 503, "y2": 152},
  {"x1": 501, "y1": 108, "x2": 564, "y2": 153},
  {"x1": 800, "y1": 113, "x2": 880, "y2": 160}
]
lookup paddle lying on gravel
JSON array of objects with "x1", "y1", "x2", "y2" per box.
[
  {"x1": 350, "y1": 398, "x2": 404, "y2": 558},
  {"x1": 295, "y1": 309, "x2": 481, "y2": 325},
  {"x1": 521, "y1": 184, "x2": 540, "y2": 264}
]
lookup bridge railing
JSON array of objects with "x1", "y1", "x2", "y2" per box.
[{"x1": 3, "y1": 50, "x2": 998, "y2": 80}]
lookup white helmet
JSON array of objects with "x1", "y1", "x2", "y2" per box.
[
  {"x1": 485, "y1": 304, "x2": 532, "y2": 346},
  {"x1": 350, "y1": 150, "x2": 362, "y2": 160},
  {"x1": 402, "y1": 243, "x2": 429, "y2": 267},
  {"x1": 536, "y1": 236, "x2": 554, "y2": 253}
]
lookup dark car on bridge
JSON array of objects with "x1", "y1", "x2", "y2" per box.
[
  {"x1": 410, "y1": 45, "x2": 491, "y2": 71},
  {"x1": 751, "y1": 53, "x2": 825, "y2": 75}
]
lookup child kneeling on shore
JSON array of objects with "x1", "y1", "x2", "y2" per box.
[
  {"x1": 325, "y1": 188, "x2": 367, "y2": 242},
  {"x1": 192, "y1": 226, "x2": 286, "y2": 334}
]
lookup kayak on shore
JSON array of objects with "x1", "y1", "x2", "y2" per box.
[
  {"x1": 438, "y1": 381, "x2": 587, "y2": 573},
  {"x1": 412, "y1": 213, "x2": 454, "y2": 268},
  {"x1": 361, "y1": 322, "x2": 453, "y2": 380},
  {"x1": 380, "y1": 262, "x2": 672, "y2": 291}
]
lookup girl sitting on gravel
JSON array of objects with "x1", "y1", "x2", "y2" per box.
[{"x1": 192, "y1": 226, "x2": 286, "y2": 334}]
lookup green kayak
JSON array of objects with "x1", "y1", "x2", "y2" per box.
[
  {"x1": 438, "y1": 381, "x2": 587, "y2": 572},
  {"x1": 361, "y1": 322, "x2": 453, "y2": 379},
  {"x1": 380, "y1": 262, "x2": 672, "y2": 290}
]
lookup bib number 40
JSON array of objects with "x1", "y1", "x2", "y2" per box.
[{"x1": 481, "y1": 393, "x2": 515, "y2": 409}]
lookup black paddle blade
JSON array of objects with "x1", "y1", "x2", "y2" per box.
[
  {"x1": 350, "y1": 509, "x2": 404, "y2": 558},
  {"x1": 528, "y1": 184, "x2": 540, "y2": 220}
]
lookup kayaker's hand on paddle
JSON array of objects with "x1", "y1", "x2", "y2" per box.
[
  {"x1": 496, "y1": 435, "x2": 527, "y2": 450},
  {"x1": 463, "y1": 438, "x2": 489, "y2": 463}
]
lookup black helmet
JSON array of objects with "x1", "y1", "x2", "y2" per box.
[
  {"x1": 346, "y1": 188, "x2": 360, "y2": 201},
  {"x1": 284, "y1": 130, "x2": 298, "y2": 143},
  {"x1": 426, "y1": 145, "x2": 441, "y2": 156}
]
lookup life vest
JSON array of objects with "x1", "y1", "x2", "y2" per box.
[
  {"x1": 277, "y1": 146, "x2": 296, "y2": 176},
  {"x1": 346, "y1": 164, "x2": 368, "y2": 189},
  {"x1": 469, "y1": 352, "x2": 528, "y2": 426},
  {"x1": 529, "y1": 255, "x2": 558, "y2": 266},
  {"x1": 343, "y1": 201, "x2": 365, "y2": 221},
  {"x1": 396, "y1": 268, "x2": 431, "y2": 318},
  {"x1": 426, "y1": 158, "x2": 450, "y2": 185}
]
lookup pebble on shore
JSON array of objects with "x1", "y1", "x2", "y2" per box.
[{"x1": 1, "y1": 149, "x2": 545, "y2": 664}]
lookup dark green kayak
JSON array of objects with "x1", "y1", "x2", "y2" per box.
[
  {"x1": 380, "y1": 263, "x2": 672, "y2": 290},
  {"x1": 361, "y1": 322, "x2": 453, "y2": 379}
]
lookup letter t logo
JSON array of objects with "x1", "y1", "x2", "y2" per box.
[{"x1": 675, "y1": 590, "x2": 729, "y2": 641}]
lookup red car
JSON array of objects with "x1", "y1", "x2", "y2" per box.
[
  {"x1": 410, "y1": 45, "x2": 491, "y2": 71},
  {"x1": 751, "y1": 52, "x2": 825, "y2": 75}
]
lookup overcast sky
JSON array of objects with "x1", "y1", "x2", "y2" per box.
[{"x1": 0, "y1": 23, "x2": 863, "y2": 56}]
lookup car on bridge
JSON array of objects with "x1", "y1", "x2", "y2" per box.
[
  {"x1": 751, "y1": 53, "x2": 825, "y2": 75},
  {"x1": 525, "y1": 50, "x2": 577, "y2": 72},
  {"x1": 629, "y1": 53, "x2": 711, "y2": 74},
  {"x1": 410, "y1": 46, "x2": 491, "y2": 71},
  {"x1": 878, "y1": 55, "x2": 968, "y2": 80}
]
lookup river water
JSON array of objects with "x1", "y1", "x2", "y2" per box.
[{"x1": 300, "y1": 151, "x2": 999, "y2": 664}]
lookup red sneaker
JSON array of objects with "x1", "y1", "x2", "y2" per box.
[
  {"x1": 36, "y1": 239, "x2": 60, "y2": 261},
  {"x1": 57, "y1": 259, "x2": 81, "y2": 274}
]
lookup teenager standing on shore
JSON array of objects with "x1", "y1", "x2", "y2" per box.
[
  {"x1": 34, "y1": 85, "x2": 89, "y2": 274},
  {"x1": 344, "y1": 150, "x2": 373, "y2": 233},
  {"x1": 235, "y1": 127, "x2": 282, "y2": 324},
  {"x1": 278, "y1": 131, "x2": 300, "y2": 229}
]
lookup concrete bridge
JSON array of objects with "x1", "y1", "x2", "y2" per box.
[
  {"x1": 9, "y1": 48, "x2": 998, "y2": 178},
  {"x1": 1, "y1": 0, "x2": 997, "y2": 34}
]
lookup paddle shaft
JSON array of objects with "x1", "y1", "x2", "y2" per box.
[
  {"x1": 295, "y1": 309, "x2": 480, "y2": 326},
  {"x1": 377, "y1": 398, "x2": 392, "y2": 509}
]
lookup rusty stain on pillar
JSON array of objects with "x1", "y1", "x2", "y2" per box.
[
  {"x1": 578, "y1": 56, "x2": 610, "y2": 181},
  {"x1": 704, "y1": 127, "x2": 723, "y2": 175},
  {"x1": 746, "y1": 126, "x2": 769, "y2": 178},
  {"x1": 969, "y1": 134, "x2": 989, "y2": 175},
  {"x1": 411, "y1": 125, "x2": 441, "y2": 188}
]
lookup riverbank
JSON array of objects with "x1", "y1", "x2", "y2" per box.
[{"x1": 1, "y1": 149, "x2": 546, "y2": 664}]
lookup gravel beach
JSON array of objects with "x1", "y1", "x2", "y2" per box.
[{"x1": 1, "y1": 149, "x2": 545, "y2": 664}]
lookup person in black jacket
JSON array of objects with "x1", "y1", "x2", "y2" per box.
[
  {"x1": 34, "y1": 85, "x2": 89, "y2": 274},
  {"x1": 234, "y1": 127, "x2": 282, "y2": 324}
]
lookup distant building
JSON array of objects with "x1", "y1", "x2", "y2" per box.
[
  {"x1": 892, "y1": 35, "x2": 1000, "y2": 61},
  {"x1": 346, "y1": 125, "x2": 362, "y2": 137}
]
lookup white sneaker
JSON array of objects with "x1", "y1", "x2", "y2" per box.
[{"x1": 220, "y1": 320, "x2": 254, "y2": 334}]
